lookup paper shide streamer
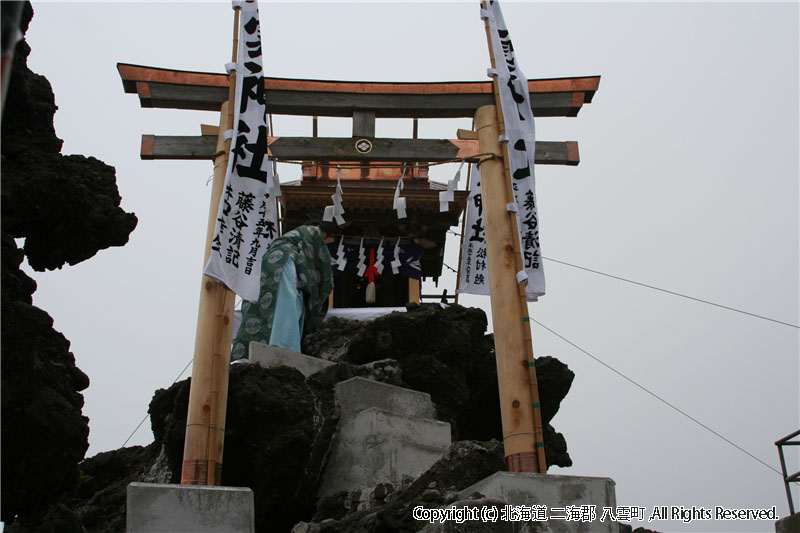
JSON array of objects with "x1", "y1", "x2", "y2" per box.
[
  {"x1": 333, "y1": 236, "x2": 347, "y2": 271},
  {"x1": 393, "y1": 168, "x2": 407, "y2": 219},
  {"x1": 439, "y1": 161, "x2": 464, "y2": 212},
  {"x1": 390, "y1": 238, "x2": 402, "y2": 275},
  {"x1": 323, "y1": 166, "x2": 346, "y2": 226},
  {"x1": 356, "y1": 238, "x2": 367, "y2": 277}
]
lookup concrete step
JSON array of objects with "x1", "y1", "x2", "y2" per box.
[
  {"x1": 126, "y1": 483, "x2": 254, "y2": 532},
  {"x1": 318, "y1": 407, "x2": 451, "y2": 497},
  {"x1": 459, "y1": 472, "x2": 619, "y2": 533},
  {"x1": 247, "y1": 351, "x2": 452, "y2": 498},
  {"x1": 249, "y1": 341, "x2": 335, "y2": 377},
  {"x1": 336, "y1": 376, "x2": 437, "y2": 419}
]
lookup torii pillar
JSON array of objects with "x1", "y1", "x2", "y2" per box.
[{"x1": 474, "y1": 104, "x2": 546, "y2": 473}]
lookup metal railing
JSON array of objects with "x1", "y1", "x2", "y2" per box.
[{"x1": 776, "y1": 429, "x2": 800, "y2": 515}]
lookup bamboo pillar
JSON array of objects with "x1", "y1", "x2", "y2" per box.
[
  {"x1": 181, "y1": 101, "x2": 236, "y2": 485},
  {"x1": 475, "y1": 104, "x2": 544, "y2": 473},
  {"x1": 181, "y1": 6, "x2": 239, "y2": 486}
]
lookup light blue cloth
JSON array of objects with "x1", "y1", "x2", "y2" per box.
[
  {"x1": 268, "y1": 257, "x2": 305, "y2": 352},
  {"x1": 231, "y1": 225, "x2": 333, "y2": 361}
]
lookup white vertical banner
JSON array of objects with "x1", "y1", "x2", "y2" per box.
[
  {"x1": 457, "y1": 164, "x2": 490, "y2": 296},
  {"x1": 204, "y1": 0, "x2": 279, "y2": 303},
  {"x1": 482, "y1": 0, "x2": 545, "y2": 300}
]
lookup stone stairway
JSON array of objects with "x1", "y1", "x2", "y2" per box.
[
  {"x1": 318, "y1": 377, "x2": 452, "y2": 497},
  {"x1": 249, "y1": 342, "x2": 452, "y2": 497},
  {"x1": 249, "y1": 341, "x2": 335, "y2": 376}
]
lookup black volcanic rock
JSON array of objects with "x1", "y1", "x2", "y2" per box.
[
  {"x1": 1, "y1": 4, "x2": 137, "y2": 272},
  {"x1": 1, "y1": 2, "x2": 137, "y2": 528},
  {"x1": 73, "y1": 444, "x2": 162, "y2": 533},
  {"x1": 1, "y1": 233, "x2": 90, "y2": 524},
  {"x1": 148, "y1": 363, "x2": 342, "y2": 532}
]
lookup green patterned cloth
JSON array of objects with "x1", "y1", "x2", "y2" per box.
[{"x1": 231, "y1": 225, "x2": 333, "y2": 360}]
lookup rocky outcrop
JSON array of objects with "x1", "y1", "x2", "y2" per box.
[
  {"x1": 1, "y1": 4, "x2": 137, "y2": 271},
  {"x1": 304, "y1": 304, "x2": 574, "y2": 468},
  {"x1": 1, "y1": 2, "x2": 137, "y2": 528},
  {"x1": 0, "y1": 234, "x2": 91, "y2": 524},
  {"x1": 148, "y1": 363, "x2": 338, "y2": 532},
  {"x1": 44, "y1": 304, "x2": 574, "y2": 532}
]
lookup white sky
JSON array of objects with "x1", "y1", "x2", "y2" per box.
[{"x1": 18, "y1": 2, "x2": 799, "y2": 531}]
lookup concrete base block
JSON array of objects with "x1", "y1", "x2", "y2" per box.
[
  {"x1": 318, "y1": 407, "x2": 451, "y2": 497},
  {"x1": 126, "y1": 482, "x2": 254, "y2": 533},
  {"x1": 336, "y1": 377, "x2": 437, "y2": 419},
  {"x1": 249, "y1": 341, "x2": 335, "y2": 377},
  {"x1": 776, "y1": 512, "x2": 800, "y2": 533},
  {"x1": 460, "y1": 472, "x2": 618, "y2": 533}
]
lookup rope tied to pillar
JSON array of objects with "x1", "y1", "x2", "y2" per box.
[
  {"x1": 475, "y1": 152, "x2": 504, "y2": 168},
  {"x1": 502, "y1": 431, "x2": 538, "y2": 442}
]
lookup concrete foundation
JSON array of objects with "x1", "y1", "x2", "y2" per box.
[
  {"x1": 336, "y1": 377, "x2": 437, "y2": 419},
  {"x1": 318, "y1": 377, "x2": 451, "y2": 497},
  {"x1": 776, "y1": 512, "x2": 800, "y2": 533},
  {"x1": 249, "y1": 341, "x2": 335, "y2": 377},
  {"x1": 460, "y1": 472, "x2": 618, "y2": 533},
  {"x1": 126, "y1": 482, "x2": 254, "y2": 533}
]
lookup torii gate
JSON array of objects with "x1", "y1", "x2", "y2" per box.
[{"x1": 118, "y1": 37, "x2": 599, "y2": 484}]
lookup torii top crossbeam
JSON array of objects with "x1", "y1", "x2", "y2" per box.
[{"x1": 117, "y1": 63, "x2": 599, "y2": 117}]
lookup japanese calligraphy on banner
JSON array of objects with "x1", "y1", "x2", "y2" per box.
[
  {"x1": 204, "y1": 0, "x2": 279, "y2": 303},
  {"x1": 457, "y1": 164, "x2": 542, "y2": 301},
  {"x1": 457, "y1": 164, "x2": 490, "y2": 297},
  {"x1": 480, "y1": 0, "x2": 545, "y2": 300}
]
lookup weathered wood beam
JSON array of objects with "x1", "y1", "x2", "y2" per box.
[
  {"x1": 118, "y1": 63, "x2": 599, "y2": 118},
  {"x1": 140, "y1": 135, "x2": 217, "y2": 160},
  {"x1": 352, "y1": 111, "x2": 376, "y2": 137},
  {"x1": 140, "y1": 135, "x2": 580, "y2": 166}
]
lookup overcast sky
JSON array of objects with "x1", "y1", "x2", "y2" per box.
[{"x1": 19, "y1": 1, "x2": 799, "y2": 531}]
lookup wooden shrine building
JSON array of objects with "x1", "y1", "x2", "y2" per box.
[{"x1": 118, "y1": 63, "x2": 599, "y2": 308}]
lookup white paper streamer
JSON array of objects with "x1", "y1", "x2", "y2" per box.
[
  {"x1": 390, "y1": 238, "x2": 402, "y2": 275},
  {"x1": 334, "y1": 236, "x2": 347, "y2": 271},
  {"x1": 323, "y1": 166, "x2": 345, "y2": 225},
  {"x1": 375, "y1": 237, "x2": 385, "y2": 275},
  {"x1": 393, "y1": 170, "x2": 407, "y2": 219},
  {"x1": 439, "y1": 161, "x2": 464, "y2": 212},
  {"x1": 356, "y1": 238, "x2": 367, "y2": 276},
  {"x1": 269, "y1": 164, "x2": 281, "y2": 198}
]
